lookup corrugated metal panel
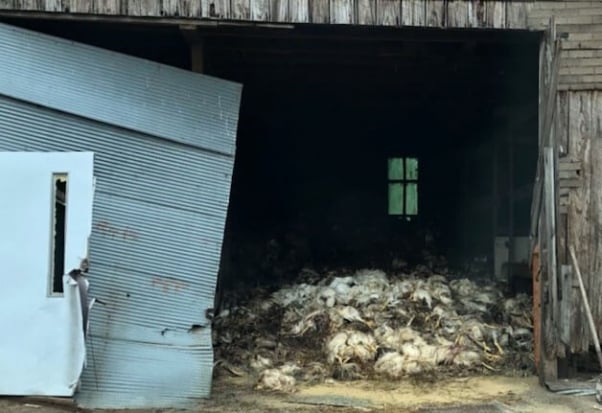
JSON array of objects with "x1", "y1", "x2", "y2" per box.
[
  {"x1": 0, "y1": 22, "x2": 240, "y2": 156},
  {"x1": 0, "y1": 24, "x2": 241, "y2": 409}
]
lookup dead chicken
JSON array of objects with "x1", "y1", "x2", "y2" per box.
[
  {"x1": 256, "y1": 368, "x2": 297, "y2": 393},
  {"x1": 326, "y1": 330, "x2": 377, "y2": 365}
]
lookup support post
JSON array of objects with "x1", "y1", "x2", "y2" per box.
[{"x1": 180, "y1": 24, "x2": 206, "y2": 74}]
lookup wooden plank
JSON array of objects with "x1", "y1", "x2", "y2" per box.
[
  {"x1": 559, "y1": 170, "x2": 580, "y2": 180},
  {"x1": 506, "y1": 0, "x2": 529, "y2": 29},
  {"x1": 202, "y1": 0, "x2": 230, "y2": 18},
  {"x1": 309, "y1": 0, "x2": 328, "y2": 23},
  {"x1": 425, "y1": 0, "x2": 443, "y2": 27},
  {"x1": 447, "y1": 0, "x2": 468, "y2": 28},
  {"x1": 68, "y1": 0, "x2": 92, "y2": 12},
  {"x1": 561, "y1": 57, "x2": 602, "y2": 68},
  {"x1": 486, "y1": 0, "x2": 505, "y2": 28},
  {"x1": 559, "y1": 161, "x2": 583, "y2": 171},
  {"x1": 271, "y1": 0, "x2": 288, "y2": 20},
  {"x1": 559, "y1": 264, "x2": 572, "y2": 346},
  {"x1": 559, "y1": 179, "x2": 581, "y2": 188},
  {"x1": 127, "y1": 0, "x2": 161, "y2": 15},
  {"x1": 44, "y1": 0, "x2": 62, "y2": 11},
  {"x1": 14, "y1": 0, "x2": 42, "y2": 10},
  {"x1": 376, "y1": 0, "x2": 399, "y2": 26},
  {"x1": 232, "y1": 0, "x2": 250, "y2": 19},
  {"x1": 557, "y1": 91, "x2": 570, "y2": 157},
  {"x1": 289, "y1": 0, "x2": 308, "y2": 21},
  {"x1": 401, "y1": 0, "x2": 424, "y2": 26},
  {"x1": 544, "y1": 146, "x2": 559, "y2": 377},
  {"x1": 163, "y1": 0, "x2": 202, "y2": 17},
  {"x1": 533, "y1": 245, "x2": 542, "y2": 376},
  {"x1": 330, "y1": 0, "x2": 352, "y2": 23},
  {"x1": 94, "y1": 0, "x2": 119, "y2": 13},
  {"x1": 467, "y1": 0, "x2": 487, "y2": 28},
  {"x1": 357, "y1": 0, "x2": 375, "y2": 25},
  {"x1": 251, "y1": 0, "x2": 270, "y2": 20}
]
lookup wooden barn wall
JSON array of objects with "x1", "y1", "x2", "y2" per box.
[
  {"x1": 0, "y1": 0, "x2": 531, "y2": 28},
  {"x1": 528, "y1": 2, "x2": 602, "y2": 91},
  {"x1": 1, "y1": 2, "x2": 602, "y2": 90},
  {"x1": 556, "y1": 90, "x2": 602, "y2": 354}
]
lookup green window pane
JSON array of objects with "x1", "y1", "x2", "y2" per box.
[
  {"x1": 388, "y1": 158, "x2": 404, "y2": 180},
  {"x1": 406, "y1": 183, "x2": 418, "y2": 215},
  {"x1": 388, "y1": 183, "x2": 404, "y2": 215},
  {"x1": 406, "y1": 158, "x2": 419, "y2": 180}
]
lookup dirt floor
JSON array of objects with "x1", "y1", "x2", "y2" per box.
[{"x1": 0, "y1": 375, "x2": 599, "y2": 413}]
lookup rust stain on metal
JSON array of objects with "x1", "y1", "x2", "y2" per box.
[
  {"x1": 95, "y1": 220, "x2": 138, "y2": 241},
  {"x1": 151, "y1": 275, "x2": 189, "y2": 294}
]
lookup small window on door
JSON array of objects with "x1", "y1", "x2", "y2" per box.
[{"x1": 388, "y1": 157, "x2": 418, "y2": 218}]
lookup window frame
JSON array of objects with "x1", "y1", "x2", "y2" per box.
[{"x1": 387, "y1": 157, "x2": 418, "y2": 218}]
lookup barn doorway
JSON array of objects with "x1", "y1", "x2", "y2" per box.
[{"x1": 0, "y1": 17, "x2": 541, "y2": 390}]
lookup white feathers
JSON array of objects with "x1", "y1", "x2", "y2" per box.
[
  {"x1": 215, "y1": 267, "x2": 534, "y2": 387},
  {"x1": 256, "y1": 368, "x2": 297, "y2": 393},
  {"x1": 326, "y1": 330, "x2": 377, "y2": 365}
]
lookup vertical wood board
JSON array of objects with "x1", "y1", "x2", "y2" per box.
[
  {"x1": 310, "y1": 0, "x2": 329, "y2": 23},
  {"x1": 289, "y1": 0, "x2": 309, "y2": 22},
  {"x1": 486, "y1": 0, "x2": 505, "y2": 28},
  {"x1": 376, "y1": 0, "x2": 399, "y2": 26},
  {"x1": 94, "y1": 0, "x2": 119, "y2": 13},
  {"x1": 202, "y1": 0, "x2": 230, "y2": 18},
  {"x1": 567, "y1": 91, "x2": 592, "y2": 353},
  {"x1": 44, "y1": 0, "x2": 62, "y2": 11},
  {"x1": 506, "y1": 0, "x2": 529, "y2": 29},
  {"x1": 162, "y1": 0, "x2": 202, "y2": 17},
  {"x1": 127, "y1": 0, "x2": 162, "y2": 15},
  {"x1": 468, "y1": 0, "x2": 486, "y2": 28},
  {"x1": 357, "y1": 0, "x2": 375, "y2": 25},
  {"x1": 232, "y1": 0, "x2": 250, "y2": 19},
  {"x1": 251, "y1": 0, "x2": 270, "y2": 20},
  {"x1": 447, "y1": 0, "x2": 468, "y2": 28},
  {"x1": 557, "y1": 91, "x2": 570, "y2": 157},
  {"x1": 330, "y1": 0, "x2": 353, "y2": 23},
  {"x1": 425, "y1": 0, "x2": 443, "y2": 27},
  {"x1": 271, "y1": 0, "x2": 288, "y2": 20}
]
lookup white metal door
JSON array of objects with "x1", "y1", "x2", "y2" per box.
[{"x1": 0, "y1": 152, "x2": 94, "y2": 396}]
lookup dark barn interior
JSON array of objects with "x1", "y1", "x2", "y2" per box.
[
  {"x1": 1, "y1": 18, "x2": 540, "y2": 292},
  {"x1": 205, "y1": 30, "x2": 540, "y2": 291}
]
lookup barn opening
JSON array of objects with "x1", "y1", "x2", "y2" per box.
[{"x1": 0, "y1": 17, "x2": 542, "y2": 381}]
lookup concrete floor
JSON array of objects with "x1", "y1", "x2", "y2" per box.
[{"x1": 0, "y1": 375, "x2": 599, "y2": 413}]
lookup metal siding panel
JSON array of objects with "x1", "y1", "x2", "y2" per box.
[
  {"x1": 0, "y1": 93, "x2": 235, "y2": 407},
  {"x1": 0, "y1": 22, "x2": 241, "y2": 156}
]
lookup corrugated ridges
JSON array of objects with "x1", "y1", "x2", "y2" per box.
[
  {"x1": 0, "y1": 35, "x2": 237, "y2": 407},
  {"x1": 0, "y1": 22, "x2": 242, "y2": 156}
]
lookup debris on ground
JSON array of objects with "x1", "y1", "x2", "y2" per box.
[{"x1": 213, "y1": 268, "x2": 534, "y2": 392}]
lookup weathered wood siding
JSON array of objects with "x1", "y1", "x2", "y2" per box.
[
  {"x1": 0, "y1": 0, "x2": 531, "y2": 27},
  {"x1": 1, "y1": 2, "x2": 601, "y2": 91},
  {"x1": 555, "y1": 90, "x2": 602, "y2": 353},
  {"x1": 528, "y1": 2, "x2": 602, "y2": 91}
]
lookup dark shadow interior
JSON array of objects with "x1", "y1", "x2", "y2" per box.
[{"x1": 1, "y1": 18, "x2": 540, "y2": 292}]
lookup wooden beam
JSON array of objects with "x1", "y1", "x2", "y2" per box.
[{"x1": 180, "y1": 24, "x2": 206, "y2": 73}]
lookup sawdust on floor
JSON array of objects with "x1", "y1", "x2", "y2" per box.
[
  {"x1": 293, "y1": 376, "x2": 529, "y2": 408},
  {"x1": 0, "y1": 375, "x2": 598, "y2": 412}
]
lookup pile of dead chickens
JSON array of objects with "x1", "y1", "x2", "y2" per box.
[{"x1": 212, "y1": 269, "x2": 533, "y2": 392}]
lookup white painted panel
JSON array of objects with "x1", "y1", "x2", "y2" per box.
[{"x1": 0, "y1": 152, "x2": 94, "y2": 396}]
